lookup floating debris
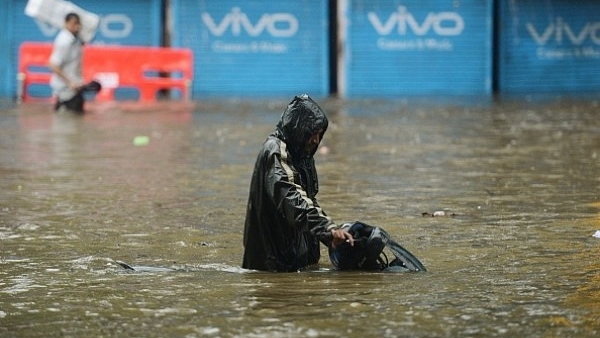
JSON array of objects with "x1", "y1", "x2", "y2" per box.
[
  {"x1": 114, "y1": 260, "x2": 175, "y2": 273},
  {"x1": 422, "y1": 211, "x2": 457, "y2": 217},
  {"x1": 133, "y1": 135, "x2": 150, "y2": 146}
]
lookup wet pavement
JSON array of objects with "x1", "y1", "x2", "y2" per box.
[{"x1": 0, "y1": 96, "x2": 599, "y2": 337}]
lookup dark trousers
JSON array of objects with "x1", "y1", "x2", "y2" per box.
[{"x1": 54, "y1": 92, "x2": 84, "y2": 114}]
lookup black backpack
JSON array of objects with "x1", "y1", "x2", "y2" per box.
[{"x1": 328, "y1": 221, "x2": 426, "y2": 272}]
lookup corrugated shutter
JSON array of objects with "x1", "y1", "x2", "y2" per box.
[
  {"x1": 6, "y1": 0, "x2": 162, "y2": 98},
  {"x1": 1, "y1": 2, "x2": 16, "y2": 98},
  {"x1": 343, "y1": 0, "x2": 492, "y2": 97},
  {"x1": 498, "y1": 0, "x2": 600, "y2": 93},
  {"x1": 77, "y1": 0, "x2": 162, "y2": 46},
  {"x1": 171, "y1": 0, "x2": 329, "y2": 98}
]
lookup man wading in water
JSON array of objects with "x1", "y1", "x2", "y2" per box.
[
  {"x1": 48, "y1": 13, "x2": 100, "y2": 114},
  {"x1": 242, "y1": 94, "x2": 354, "y2": 272}
]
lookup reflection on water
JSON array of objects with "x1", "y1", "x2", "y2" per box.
[{"x1": 1, "y1": 97, "x2": 599, "y2": 337}]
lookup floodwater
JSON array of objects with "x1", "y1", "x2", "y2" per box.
[{"x1": 1, "y1": 96, "x2": 599, "y2": 337}]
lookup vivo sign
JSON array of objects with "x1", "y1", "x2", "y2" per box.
[
  {"x1": 527, "y1": 18, "x2": 600, "y2": 45},
  {"x1": 202, "y1": 7, "x2": 298, "y2": 37},
  {"x1": 36, "y1": 14, "x2": 133, "y2": 39},
  {"x1": 368, "y1": 6, "x2": 464, "y2": 36}
]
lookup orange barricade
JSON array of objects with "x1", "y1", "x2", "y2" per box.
[
  {"x1": 17, "y1": 43, "x2": 54, "y2": 102},
  {"x1": 18, "y1": 42, "x2": 194, "y2": 102}
]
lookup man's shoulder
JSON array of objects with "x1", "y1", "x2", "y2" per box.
[
  {"x1": 256, "y1": 137, "x2": 285, "y2": 159},
  {"x1": 263, "y1": 136, "x2": 280, "y2": 147},
  {"x1": 54, "y1": 29, "x2": 76, "y2": 46}
]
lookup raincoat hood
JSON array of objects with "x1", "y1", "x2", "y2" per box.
[{"x1": 274, "y1": 94, "x2": 328, "y2": 158}]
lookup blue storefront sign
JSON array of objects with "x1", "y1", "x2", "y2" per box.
[
  {"x1": 2, "y1": 0, "x2": 162, "y2": 98},
  {"x1": 498, "y1": 0, "x2": 600, "y2": 93},
  {"x1": 342, "y1": 0, "x2": 492, "y2": 97},
  {"x1": 171, "y1": 0, "x2": 329, "y2": 98}
]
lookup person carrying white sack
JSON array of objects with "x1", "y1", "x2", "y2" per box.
[{"x1": 48, "y1": 12, "x2": 99, "y2": 114}]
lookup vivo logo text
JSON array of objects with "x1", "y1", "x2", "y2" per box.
[
  {"x1": 527, "y1": 18, "x2": 600, "y2": 45},
  {"x1": 202, "y1": 7, "x2": 298, "y2": 37},
  {"x1": 368, "y1": 6, "x2": 464, "y2": 36},
  {"x1": 99, "y1": 14, "x2": 133, "y2": 38},
  {"x1": 36, "y1": 14, "x2": 133, "y2": 39}
]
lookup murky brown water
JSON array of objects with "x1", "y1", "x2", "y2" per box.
[{"x1": 1, "y1": 96, "x2": 599, "y2": 337}]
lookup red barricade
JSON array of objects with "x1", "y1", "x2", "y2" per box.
[{"x1": 18, "y1": 42, "x2": 194, "y2": 102}]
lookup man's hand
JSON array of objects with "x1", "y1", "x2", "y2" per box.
[
  {"x1": 331, "y1": 228, "x2": 354, "y2": 248},
  {"x1": 68, "y1": 81, "x2": 82, "y2": 91},
  {"x1": 49, "y1": 63, "x2": 82, "y2": 91}
]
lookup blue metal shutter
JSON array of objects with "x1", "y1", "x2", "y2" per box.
[
  {"x1": 171, "y1": 0, "x2": 330, "y2": 98},
  {"x1": 498, "y1": 0, "x2": 600, "y2": 93},
  {"x1": 0, "y1": 2, "x2": 15, "y2": 98},
  {"x1": 343, "y1": 0, "x2": 492, "y2": 97}
]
